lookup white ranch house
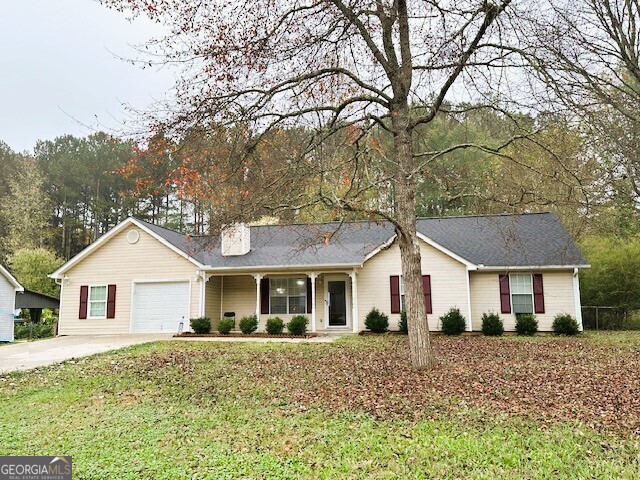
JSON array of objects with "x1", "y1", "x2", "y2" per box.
[{"x1": 50, "y1": 213, "x2": 589, "y2": 335}]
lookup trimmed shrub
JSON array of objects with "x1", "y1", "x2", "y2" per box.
[
  {"x1": 287, "y1": 315, "x2": 309, "y2": 335},
  {"x1": 440, "y1": 307, "x2": 466, "y2": 335},
  {"x1": 14, "y1": 323, "x2": 54, "y2": 340},
  {"x1": 266, "y1": 317, "x2": 285, "y2": 335},
  {"x1": 552, "y1": 313, "x2": 580, "y2": 335},
  {"x1": 218, "y1": 317, "x2": 235, "y2": 334},
  {"x1": 239, "y1": 315, "x2": 258, "y2": 334},
  {"x1": 398, "y1": 311, "x2": 408, "y2": 334},
  {"x1": 365, "y1": 307, "x2": 389, "y2": 333},
  {"x1": 515, "y1": 313, "x2": 538, "y2": 336},
  {"x1": 481, "y1": 312, "x2": 504, "y2": 336},
  {"x1": 190, "y1": 317, "x2": 211, "y2": 334}
]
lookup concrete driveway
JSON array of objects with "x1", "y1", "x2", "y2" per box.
[{"x1": 0, "y1": 334, "x2": 172, "y2": 373}]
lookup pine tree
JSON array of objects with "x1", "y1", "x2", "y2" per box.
[{"x1": 1, "y1": 156, "x2": 51, "y2": 255}]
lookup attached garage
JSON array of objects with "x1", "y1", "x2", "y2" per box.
[{"x1": 131, "y1": 281, "x2": 190, "y2": 333}]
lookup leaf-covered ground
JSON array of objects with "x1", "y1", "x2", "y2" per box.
[{"x1": 1, "y1": 333, "x2": 639, "y2": 479}]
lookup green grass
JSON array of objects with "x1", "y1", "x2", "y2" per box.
[{"x1": 1, "y1": 335, "x2": 639, "y2": 479}]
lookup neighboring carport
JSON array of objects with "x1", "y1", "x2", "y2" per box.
[{"x1": 15, "y1": 289, "x2": 60, "y2": 323}]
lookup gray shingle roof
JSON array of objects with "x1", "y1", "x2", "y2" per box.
[
  {"x1": 416, "y1": 213, "x2": 587, "y2": 267},
  {"x1": 137, "y1": 212, "x2": 587, "y2": 270}
]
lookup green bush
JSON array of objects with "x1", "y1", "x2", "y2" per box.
[
  {"x1": 440, "y1": 307, "x2": 466, "y2": 335},
  {"x1": 265, "y1": 317, "x2": 285, "y2": 335},
  {"x1": 365, "y1": 307, "x2": 389, "y2": 333},
  {"x1": 14, "y1": 323, "x2": 54, "y2": 340},
  {"x1": 552, "y1": 313, "x2": 580, "y2": 335},
  {"x1": 190, "y1": 317, "x2": 211, "y2": 334},
  {"x1": 398, "y1": 311, "x2": 408, "y2": 334},
  {"x1": 515, "y1": 313, "x2": 538, "y2": 336},
  {"x1": 481, "y1": 312, "x2": 504, "y2": 336},
  {"x1": 218, "y1": 317, "x2": 235, "y2": 334},
  {"x1": 239, "y1": 315, "x2": 258, "y2": 334},
  {"x1": 287, "y1": 315, "x2": 309, "y2": 335}
]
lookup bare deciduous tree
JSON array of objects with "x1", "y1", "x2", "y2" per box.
[
  {"x1": 105, "y1": 0, "x2": 537, "y2": 369},
  {"x1": 516, "y1": 0, "x2": 640, "y2": 208}
]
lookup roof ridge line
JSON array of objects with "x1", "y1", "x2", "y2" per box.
[{"x1": 133, "y1": 211, "x2": 555, "y2": 237}]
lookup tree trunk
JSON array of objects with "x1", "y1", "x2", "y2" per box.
[{"x1": 393, "y1": 107, "x2": 435, "y2": 370}]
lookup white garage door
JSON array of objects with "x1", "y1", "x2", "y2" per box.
[{"x1": 132, "y1": 281, "x2": 190, "y2": 333}]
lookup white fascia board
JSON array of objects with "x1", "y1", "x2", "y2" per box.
[
  {"x1": 415, "y1": 232, "x2": 477, "y2": 268},
  {"x1": 476, "y1": 264, "x2": 591, "y2": 271},
  {"x1": 0, "y1": 264, "x2": 24, "y2": 291},
  {"x1": 362, "y1": 232, "x2": 478, "y2": 269},
  {"x1": 202, "y1": 263, "x2": 361, "y2": 273},
  {"x1": 49, "y1": 217, "x2": 204, "y2": 279},
  {"x1": 362, "y1": 234, "x2": 397, "y2": 263}
]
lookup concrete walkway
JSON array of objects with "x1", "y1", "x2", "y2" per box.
[
  {"x1": 0, "y1": 334, "x2": 172, "y2": 373},
  {"x1": 0, "y1": 334, "x2": 340, "y2": 374}
]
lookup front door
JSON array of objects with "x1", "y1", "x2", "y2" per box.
[{"x1": 327, "y1": 280, "x2": 347, "y2": 327}]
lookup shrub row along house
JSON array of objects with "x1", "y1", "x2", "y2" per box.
[{"x1": 49, "y1": 212, "x2": 589, "y2": 335}]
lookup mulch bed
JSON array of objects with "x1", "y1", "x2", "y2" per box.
[
  {"x1": 132, "y1": 335, "x2": 640, "y2": 435},
  {"x1": 174, "y1": 332, "x2": 319, "y2": 339}
]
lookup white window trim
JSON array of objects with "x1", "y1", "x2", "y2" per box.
[
  {"x1": 269, "y1": 277, "x2": 307, "y2": 315},
  {"x1": 399, "y1": 276, "x2": 406, "y2": 312},
  {"x1": 509, "y1": 273, "x2": 534, "y2": 315},
  {"x1": 88, "y1": 284, "x2": 108, "y2": 320}
]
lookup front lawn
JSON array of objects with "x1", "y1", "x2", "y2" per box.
[{"x1": 1, "y1": 333, "x2": 639, "y2": 479}]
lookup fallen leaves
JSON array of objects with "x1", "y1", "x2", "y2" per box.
[{"x1": 123, "y1": 335, "x2": 640, "y2": 434}]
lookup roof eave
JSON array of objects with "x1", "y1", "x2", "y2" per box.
[
  {"x1": 0, "y1": 264, "x2": 24, "y2": 290},
  {"x1": 476, "y1": 264, "x2": 591, "y2": 271},
  {"x1": 202, "y1": 262, "x2": 363, "y2": 273}
]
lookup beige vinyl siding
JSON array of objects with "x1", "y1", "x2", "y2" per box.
[
  {"x1": 313, "y1": 276, "x2": 328, "y2": 330},
  {"x1": 469, "y1": 271, "x2": 577, "y2": 331},
  {"x1": 357, "y1": 240, "x2": 469, "y2": 331},
  {"x1": 219, "y1": 275, "x2": 256, "y2": 327},
  {"x1": 204, "y1": 276, "x2": 222, "y2": 328},
  {"x1": 59, "y1": 227, "x2": 200, "y2": 335}
]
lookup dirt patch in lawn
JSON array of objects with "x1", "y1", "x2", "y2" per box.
[{"x1": 131, "y1": 335, "x2": 640, "y2": 434}]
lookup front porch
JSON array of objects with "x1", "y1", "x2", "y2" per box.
[{"x1": 199, "y1": 270, "x2": 360, "y2": 333}]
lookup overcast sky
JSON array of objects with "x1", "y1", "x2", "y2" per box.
[{"x1": 0, "y1": 0, "x2": 174, "y2": 153}]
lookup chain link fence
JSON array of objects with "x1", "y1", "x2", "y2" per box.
[{"x1": 581, "y1": 306, "x2": 640, "y2": 330}]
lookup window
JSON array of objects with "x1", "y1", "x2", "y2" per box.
[
  {"x1": 510, "y1": 274, "x2": 533, "y2": 314},
  {"x1": 397, "y1": 275, "x2": 432, "y2": 314},
  {"x1": 269, "y1": 277, "x2": 307, "y2": 315},
  {"x1": 89, "y1": 285, "x2": 107, "y2": 318},
  {"x1": 399, "y1": 277, "x2": 406, "y2": 312}
]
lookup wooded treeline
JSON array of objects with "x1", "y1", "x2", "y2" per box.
[{"x1": 0, "y1": 106, "x2": 638, "y2": 304}]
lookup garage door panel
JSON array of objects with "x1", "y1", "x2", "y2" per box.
[{"x1": 132, "y1": 281, "x2": 189, "y2": 333}]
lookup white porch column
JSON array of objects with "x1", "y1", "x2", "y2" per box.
[
  {"x1": 199, "y1": 271, "x2": 210, "y2": 318},
  {"x1": 253, "y1": 274, "x2": 263, "y2": 324},
  {"x1": 573, "y1": 268, "x2": 583, "y2": 331},
  {"x1": 349, "y1": 270, "x2": 359, "y2": 333},
  {"x1": 308, "y1": 272, "x2": 318, "y2": 332},
  {"x1": 465, "y1": 268, "x2": 473, "y2": 331}
]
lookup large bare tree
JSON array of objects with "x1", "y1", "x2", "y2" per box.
[
  {"x1": 105, "y1": 0, "x2": 535, "y2": 368},
  {"x1": 515, "y1": 0, "x2": 640, "y2": 209}
]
